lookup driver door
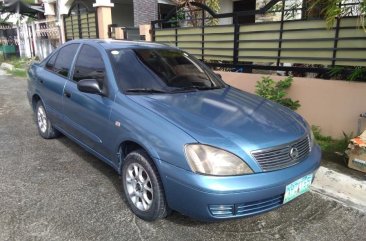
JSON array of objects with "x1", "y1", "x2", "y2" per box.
[{"x1": 62, "y1": 44, "x2": 116, "y2": 162}]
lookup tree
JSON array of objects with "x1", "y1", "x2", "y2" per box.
[
  {"x1": 308, "y1": 0, "x2": 366, "y2": 31},
  {"x1": 175, "y1": 0, "x2": 221, "y2": 26}
]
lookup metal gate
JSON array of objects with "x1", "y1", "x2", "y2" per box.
[
  {"x1": 64, "y1": 0, "x2": 98, "y2": 40},
  {"x1": 32, "y1": 19, "x2": 62, "y2": 59},
  {"x1": 0, "y1": 24, "x2": 19, "y2": 59}
]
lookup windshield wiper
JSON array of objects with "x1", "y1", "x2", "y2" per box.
[{"x1": 125, "y1": 88, "x2": 167, "y2": 94}]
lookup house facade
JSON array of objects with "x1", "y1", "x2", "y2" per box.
[
  {"x1": 41, "y1": 0, "x2": 288, "y2": 43},
  {"x1": 42, "y1": 0, "x2": 170, "y2": 42}
]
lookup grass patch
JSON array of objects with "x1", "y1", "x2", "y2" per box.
[
  {"x1": 312, "y1": 125, "x2": 352, "y2": 154},
  {"x1": 1, "y1": 57, "x2": 32, "y2": 78},
  {"x1": 3, "y1": 57, "x2": 29, "y2": 69},
  {"x1": 9, "y1": 68, "x2": 27, "y2": 78}
]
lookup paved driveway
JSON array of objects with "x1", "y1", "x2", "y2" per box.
[{"x1": 1, "y1": 75, "x2": 365, "y2": 241}]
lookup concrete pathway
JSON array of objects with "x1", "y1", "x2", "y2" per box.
[{"x1": 312, "y1": 166, "x2": 366, "y2": 212}]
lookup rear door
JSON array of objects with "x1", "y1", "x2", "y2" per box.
[
  {"x1": 62, "y1": 44, "x2": 116, "y2": 162},
  {"x1": 36, "y1": 44, "x2": 80, "y2": 126}
]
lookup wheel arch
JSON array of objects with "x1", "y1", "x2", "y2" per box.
[
  {"x1": 117, "y1": 139, "x2": 160, "y2": 175},
  {"x1": 31, "y1": 93, "x2": 43, "y2": 111}
]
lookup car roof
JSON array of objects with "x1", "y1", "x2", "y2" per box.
[{"x1": 66, "y1": 39, "x2": 176, "y2": 50}]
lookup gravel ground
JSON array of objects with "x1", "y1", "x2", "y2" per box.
[{"x1": 1, "y1": 75, "x2": 366, "y2": 241}]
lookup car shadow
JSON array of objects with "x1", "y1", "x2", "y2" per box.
[
  {"x1": 57, "y1": 136, "x2": 123, "y2": 196},
  {"x1": 55, "y1": 135, "x2": 226, "y2": 226}
]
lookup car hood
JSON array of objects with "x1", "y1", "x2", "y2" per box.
[{"x1": 127, "y1": 87, "x2": 307, "y2": 154}]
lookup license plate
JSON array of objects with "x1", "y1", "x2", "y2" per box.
[{"x1": 283, "y1": 173, "x2": 313, "y2": 204}]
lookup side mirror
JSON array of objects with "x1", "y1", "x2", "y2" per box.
[
  {"x1": 215, "y1": 73, "x2": 222, "y2": 79},
  {"x1": 77, "y1": 79, "x2": 103, "y2": 95}
]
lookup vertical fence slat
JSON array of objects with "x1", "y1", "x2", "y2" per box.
[
  {"x1": 233, "y1": 14, "x2": 239, "y2": 65},
  {"x1": 277, "y1": 0, "x2": 285, "y2": 67},
  {"x1": 332, "y1": 17, "x2": 341, "y2": 67}
]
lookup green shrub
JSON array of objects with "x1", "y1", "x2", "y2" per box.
[
  {"x1": 255, "y1": 76, "x2": 300, "y2": 110},
  {"x1": 311, "y1": 125, "x2": 352, "y2": 154}
]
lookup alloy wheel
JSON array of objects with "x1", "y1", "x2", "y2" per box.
[
  {"x1": 37, "y1": 106, "x2": 47, "y2": 133},
  {"x1": 125, "y1": 162, "x2": 153, "y2": 211}
]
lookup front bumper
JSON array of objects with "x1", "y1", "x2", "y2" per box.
[{"x1": 158, "y1": 144, "x2": 321, "y2": 221}]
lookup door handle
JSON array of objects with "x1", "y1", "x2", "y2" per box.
[{"x1": 64, "y1": 91, "x2": 71, "y2": 98}]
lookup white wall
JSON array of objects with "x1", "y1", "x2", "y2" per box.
[{"x1": 218, "y1": 0, "x2": 233, "y2": 25}]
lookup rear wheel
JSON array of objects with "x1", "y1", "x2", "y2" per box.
[
  {"x1": 35, "y1": 101, "x2": 60, "y2": 139},
  {"x1": 122, "y1": 149, "x2": 170, "y2": 221}
]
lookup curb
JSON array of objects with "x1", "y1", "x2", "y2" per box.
[{"x1": 311, "y1": 166, "x2": 366, "y2": 212}]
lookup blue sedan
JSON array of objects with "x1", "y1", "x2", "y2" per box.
[{"x1": 27, "y1": 39, "x2": 321, "y2": 221}]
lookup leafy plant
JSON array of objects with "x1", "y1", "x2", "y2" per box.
[
  {"x1": 347, "y1": 66, "x2": 366, "y2": 81},
  {"x1": 255, "y1": 76, "x2": 300, "y2": 110},
  {"x1": 327, "y1": 65, "x2": 344, "y2": 79},
  {"x1": 312, "y1": 125, "x2": 352, "y2": 154},
  {"x1": 308, "y1": 0, "x2": 366, "y2": 30}
]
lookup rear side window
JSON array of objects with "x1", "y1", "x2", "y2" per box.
[
  {"x1": 73, "y1": 45, "x2": 106, "y2": 85},
  {"x1": 52, "y1": 44, "x2": 79, "y2": 77}
]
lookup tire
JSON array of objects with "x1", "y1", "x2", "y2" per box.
[
  {"x1": 122, "y1": 149, "x2": 170, "y2": 221},
  {"x1": 35, "y1": 101, "x2": 60, "y2": 139}
]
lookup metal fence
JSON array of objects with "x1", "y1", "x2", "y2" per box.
[
  {"x1": 151, "y1": 1, "x2": 366, "y2": 74},
  {"x1": 0, "y1": 24, "x2": 19, "y2": 60}
]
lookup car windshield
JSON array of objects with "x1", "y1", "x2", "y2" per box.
[{"x1": 108, "y1": 48, "x2": 226, "y2": 93}]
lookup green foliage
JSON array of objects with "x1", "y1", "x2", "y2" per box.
[
  {"x1": 1, "y1": 57, "x2": 30, "y2": 78},
  {"x1": 312, "y1": 125, "x2": 352, "y2": 154},
  {"x1": 9, "y1": 68, "x2": 27, "y2": 78},
  {"x1": 205, "y1": 0, "x2": 220, "y2": 26},
  {"x1": 327, "y1": 66, "x2": 366, "y2": 81},
  {"x1": 348, "y1": 66, "x2": 366, "y2": 81},
  {"x1": 327, "y1": 65, "x2": 344, "y2": 79},
  {"x1": 175, "y1": 0, "x2": 220, "y2": 26},
  {"x1": 255, "y1": 76, "x2": 300, "y2": 110},
  {"x1": 308, "y1": 0, "x2": 366, "y2": 30}
]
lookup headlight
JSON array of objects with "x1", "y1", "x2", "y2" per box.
[{"x1": 184, "y1": 144, "x2": 253, "y2": 176}]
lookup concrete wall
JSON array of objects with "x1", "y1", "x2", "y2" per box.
[
  {"x1": 112, "y1": 3, "x2": 134, "y2": 27},
  {"x1": 218, "y1": 71, "x2": 366, "y2": 138}
]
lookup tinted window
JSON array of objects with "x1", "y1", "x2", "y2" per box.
[
  {"x1": 73, "y1": 45, "x2": 106, "y2": 86},
  {"x1": 108, "y1": 48, "x2": 225, "y2": 93},
  {"x1": 53, "y1": 44, "x2": 79, "y2": 77},
  {"x1": 45, "y1": 52, "x2": 58, "y2": 71}
]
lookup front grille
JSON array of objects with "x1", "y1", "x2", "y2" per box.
[
  {"x1": 209, "y1": 195, "x2": 284, "y2": 218},
  {"x1": 251, "y1": 136, "x2": 310, "y2": 172}
]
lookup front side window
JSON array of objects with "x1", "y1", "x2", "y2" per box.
[
  {"x1": 73, "y1": 45, "x2": 106, "y2": 87},
  {"x1": 108, "y1": 48, "x2": 226, "y2": 93},
  {"x1": 53, "y1": 44, "x2": 80, "y2": 77}
]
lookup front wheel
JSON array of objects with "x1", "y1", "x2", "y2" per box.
[
  {"x1": 122, "y1": 149, "x2": 170, "y2": 221},
  {"x1": 35, "y1": 101, "x2": 60, "y2": 139}
]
